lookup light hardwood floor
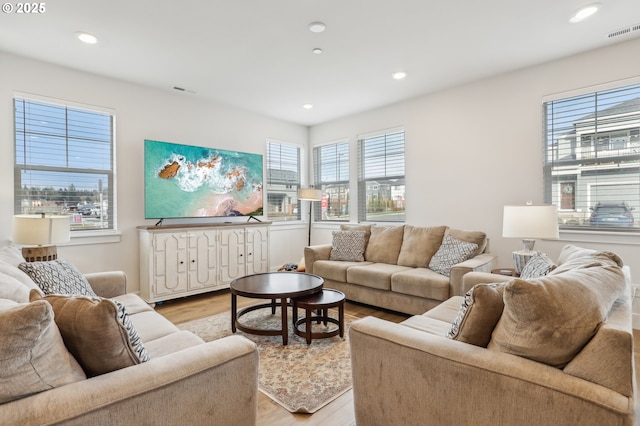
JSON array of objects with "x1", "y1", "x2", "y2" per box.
[
  {"x1": 155, "y1": 289, "x2": 408, "y2": 426},
  {"x1": 156, "y1": 290, "x2": 640, "y2": 426}
]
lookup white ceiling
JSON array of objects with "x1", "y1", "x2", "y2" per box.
[{"x1": 1, "y1": 0, "x2": 639, "y2": 126}]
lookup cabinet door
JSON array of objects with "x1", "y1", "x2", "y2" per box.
[
  {"x1": 219, "y1": 228, "x2": 246, "y2": 284},
  {"x1": 152, "y1": 233, "x2": 188, "y2": 296},
  {"x1": 246, "y1": 226, "x2": 269, "y2": 275},
  {"x1": 187, "y1": 230, "x2": 218, "y2": 290}
]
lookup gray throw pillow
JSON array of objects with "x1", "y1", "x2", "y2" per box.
[
  {"x1": 330, "y1": 230, "x2": 366, "y2": 262},
  {"x1": 428, "y1": 234, "x2": 478, "y2": 277},
  {"x1": 19, "y1": 259, "x2": 97, "y2": 297},
  {"x1": 519, "y1": 252, "x2": 556, "y2": 279}
]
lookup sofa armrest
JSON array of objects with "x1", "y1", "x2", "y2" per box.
[
  {"x1": 304, "y1": 244, "x2": 332, "y2": 274},
  {"x1": 449, "y1": 253, "x2": 498, "y2": 296},
  {"x1": 1, "y1": 335, "x2": 259, "y2": 426},
  {"x1": 461, "y1": 271, "x2": 515, "y2": 294},
  {"x1": 349, "y1": 317, "x2": 633, "y2": 426},
  {"x1": 85, "y1": 271, "x2": 127, "y2": 298}
]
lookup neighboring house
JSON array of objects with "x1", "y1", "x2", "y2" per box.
[{"x1": 548, "y1": 97, "x2": 640, "y2": 226}]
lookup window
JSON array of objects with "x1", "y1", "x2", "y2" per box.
[
  {"x1": 314, "y1": 140, "x2": 349, "y2": 221},
  {"x1": 266, "y1": 140, "x2": 301, "y2": 221},
  {"x1": 14, "y1": 95, "x2": 115, "y2": 232},
  {"x1": 544, "y1": 82, "x2": 640, "y2": 231},
  {"x1": 358, "y1": 128, "x2": 405, "y2": 222}
]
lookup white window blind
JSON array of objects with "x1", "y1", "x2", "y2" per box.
[
  {"x1": 544, "y1": 82, "x2": 640, "y2": 231},
  {"x1": 313, "y1": 140, "x2": 349, "y2": 221},
  {"x1": 266, "y1": 140, "x2": 301, "y2": 221},
  {"x1": 14, "y1": 95, "x2": 115, "y2": 232},
  {"x1": 358, "y1": 129, "x2": 406, "y2": 222}
]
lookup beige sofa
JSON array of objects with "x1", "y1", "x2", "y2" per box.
[
  {"x1": 305, "y1": 224, "x2": 497, "y2": 315},
  {"x1": 349, "y1": 245, "x2": 636, "y2": 425},
  {"x1": 0, "y1": 246, "x2": 259, "y2": 426}
]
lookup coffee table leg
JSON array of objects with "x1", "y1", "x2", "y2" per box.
[
  {"x1": 231, "y1": 293, "x2": 237, "y2": 333},
  {"x1": 339, "y1": 302, "x2": 344, "y2": 338},
  {"x1": 305, "y1": 309, "x2": 312, "y2": 344},
  {"x1": 281, "y1": 297, "x2": 288, "y2": 345}
]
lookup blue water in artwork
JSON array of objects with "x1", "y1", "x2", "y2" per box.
[{"x1": 144, "y1": 140, "x2": 263, "y2": 218}]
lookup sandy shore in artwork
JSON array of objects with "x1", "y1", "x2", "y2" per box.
[{"x1": 192, "y1": 186, "x2": 263, "y2": 217}]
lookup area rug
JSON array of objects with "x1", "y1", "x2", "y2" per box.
[{"x1": 177, "y1": 306, "x2": 355, "y2": 414}]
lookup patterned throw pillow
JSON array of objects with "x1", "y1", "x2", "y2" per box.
[
  {"x1": 428, "y1": 234, "x2": 478, "y2": 277},
  {"x1": 447, "y1": 283, "x2": 505, "y2": 347},
  {"x1": 19, "y1": 259, "x2": 97, "y2": 297},
  {"x1": 30, "y1": 290, "x2": 150, "y2": 377},
  {"x1": 520, "y1": 252, "x2": 556, "y2": 279},
  {"x1": 330, "y1": 230, "x2": 366, "y2": 262}
]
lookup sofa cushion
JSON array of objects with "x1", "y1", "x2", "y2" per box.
[
  {"x1": 556, "y1": 244, "x2": 597, "y2": 265},
  {"x1": 391, "y1": 268, "x2": 451, "y2": 301},
  {"x1": 143, "y1": 330, "x2": 205, "y2": 358},
  {"x1": 400, "y1": 315, "x2": 452, "y2": 336},
  {"x1": 519, "y1": 252, "x2": 556, "y2": 279},
  {"x1": 488, "y1": 256, "x2": 626, "y2": 368},
  {"x1": 447, "y1": 283, "x2": 505, "y2": 347},
  {"x1": 329, "y1": 230, "x2": 366, "y2": 262},
  {"x1": 0, "y1": 245, "x2": 30, "y2": 267},
  {"x1": 347, "y1": 263, "x2": 413, "y2": 291},
  {"x1": 364, "y1": 225, "x2": 405, "y2": 264},
  {"x1": 313, "y1": 260, "x2": 374, "y2": 282},
  {"x1": 340, "y1": 224, "x2": 372, "y2": 247},
  {"x1": 428, "y1": 234, "x2": 478, "y2": 277},
  {"x1": 446, "y1": 228, "x2": 487, "y2": 257},
  {"x1": 396, "y1": 225, "x2": 447, "y2": 267},
  {"x1": 0, "y1": 298, "x2": 86, "y2": 404},
  {"x1": 19, "y1": 259, "x2": 97, "y2": 297},
  {"x1": 0, "y1": 270, "x2": 31, "y2": 302},
  {"x1": 31, "y1": 291, "x2": 151, "y2": 377}
]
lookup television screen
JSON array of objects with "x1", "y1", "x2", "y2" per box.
[{"x1": 144, "y1": 139, "x2": 263, "y2": 219}]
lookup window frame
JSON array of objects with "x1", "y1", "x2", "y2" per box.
[
  {"x1": 265, "y1": 139, "x2": 303, "y2": 222},
  {"x1": 357, "y1": 127, "x2": 406, "y2": 223},
  {"x1": 313, "y1": 139, "x2": 350, "y2": 222},
  {"x1": 543, "y1": 79, "x2": 640, "y2": 233},
  {"x1": 13, "y1": 93, "x2": 117, "y2": 235}
]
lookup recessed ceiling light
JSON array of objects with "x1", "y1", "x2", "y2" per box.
[
  {"x1": 392, "y1": 72, "x2": 407, "y2": 80},
  {"x1": 303, "y1": 104, "x2": 313, "y2": 109},
  {"x1": 312, "y1": 48, "x2": 323, "y2": 55},
  {"x1": 308, "y1": 22, "x2": 326, "y2": 33},
  {"x1": 75, "y1": 31, "x2": 98, "y2": 44},
  {"x1": 569, "y1": 3, "x2": 600, "y2": 23}
]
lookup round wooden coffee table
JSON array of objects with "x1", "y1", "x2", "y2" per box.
[
  {"x1": 230, "y1": 272, "x2": 323, "y2": 345},
  {"x1": 292, "y1": 288, "x2": 345, "y2": 345}
]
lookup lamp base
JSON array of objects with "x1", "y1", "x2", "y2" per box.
[
  {"x1": 512, "y1": 249, "x2": 537, "y2": 274},
  {"x1": 22, "y1": 245, "x2": 58, "y2": 262}
]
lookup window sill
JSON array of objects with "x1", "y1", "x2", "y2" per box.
[
  {"x1": 558, "y1": 229, "x2": 640, "y2": 246},
  {"x1": 63, "y1": 230, "x2": 122, "y2": 246}
]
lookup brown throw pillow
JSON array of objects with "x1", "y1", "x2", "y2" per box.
[
  {"x1": 396, "y1": 225, "x2": 447, "y2": 267},
  {"x1": 488, "y1": 263, "x2": 626, "y2": 368},
  {"x1": 0, "y1": 299, "x2": 86, "y2": 403},
  {"x1": 447, "y1": 283, "x2": 505, "y2": 347},
  {"x1": 30, "y1": 290, "x2": 150, "y2": 377},
  {"x1": 330, "y1": 230, "x2": 366, "y2": 261},
  {"x1": 364, "y1": 225, "x2": 405, "y2": 264}
]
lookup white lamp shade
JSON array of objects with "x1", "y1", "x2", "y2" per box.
[
  {"x1": 298, "y1": 188, "x2": 323, "y2": 201},
  {"x1": 502, "y1": 205, "x2": 559, "y2": 239},
  {"x1": 13, "y1": 215, "x2": 71, "y2": 246}
]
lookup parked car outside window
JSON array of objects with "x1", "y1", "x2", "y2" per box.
[{"x1": 589, "y1": 202, "x2": 635, "y2": 226}]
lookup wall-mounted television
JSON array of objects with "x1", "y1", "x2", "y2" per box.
[{"x1": 144, "y1": 139, "x2": 263, "y2": 219}]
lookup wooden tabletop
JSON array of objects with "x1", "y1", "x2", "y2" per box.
[{"x1": 230, "y1": 272, "x2": 323, "y2": 299}]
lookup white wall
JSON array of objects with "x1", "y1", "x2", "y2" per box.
[
  {"x1": 0, "y1": 52, "x2": 309, "y2": 293},
  {"x1": 309, "y1": 37, "x2": 640, "y2": 276}
]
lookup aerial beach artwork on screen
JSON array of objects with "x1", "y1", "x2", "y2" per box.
[{"x1": 144, "y1": 139, "x2": 263, "y2": 219}]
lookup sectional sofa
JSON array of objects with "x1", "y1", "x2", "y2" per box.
[
  {"x1": 349, "y1": 245, "x2": 636, "y2": 425},
  {"x1": 304, "y1": 224, "x2": 497, "y2": 315},
  {"x1": 0, "y1": 246, "x2": 258, "y2": 426}
]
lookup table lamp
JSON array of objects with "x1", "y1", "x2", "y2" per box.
[
  {"x1": 502, "y1": 203, "x2": 559, "y2": 273},
  {"x1": 13, "y1": 213, "x2": 71, "y2": 262},
  {"x1": 298, "y1": 187, "x2": 323, "y2": 246}
]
